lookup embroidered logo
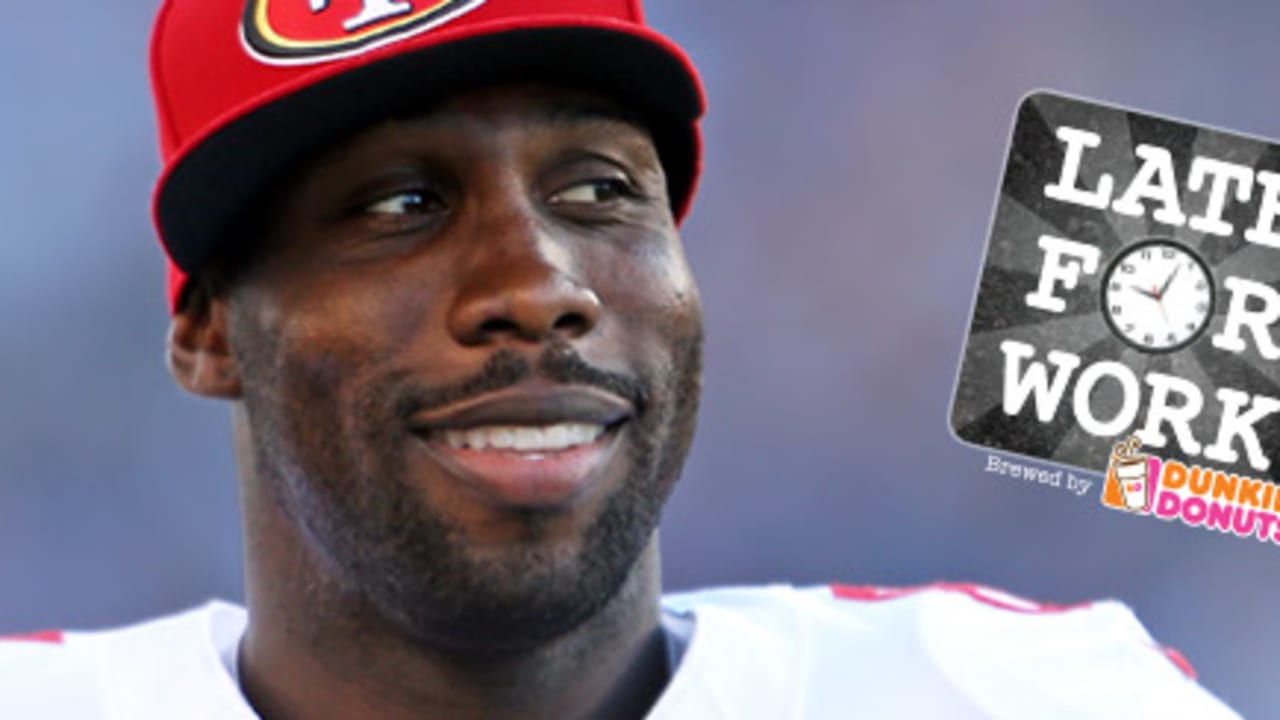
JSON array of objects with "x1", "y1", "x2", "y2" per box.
[{"x1": 243, "y1": 0, "x2": 486, "y2": 65}]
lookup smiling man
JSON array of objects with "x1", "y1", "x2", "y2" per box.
[
  {"x1": 202, "y1": 83, "x2": 705, "y2": 719},
  {"x1": 0, "y1": 1, "x2": 1243, "y2": 718}
]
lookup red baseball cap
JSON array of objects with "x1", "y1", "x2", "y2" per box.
[{"x1": 150, "y1": 0, "x2": 706, "y2": 310}]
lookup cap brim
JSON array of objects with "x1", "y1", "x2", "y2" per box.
[{"x1": 155, "y1": 22, "x2": 704, "y2": 273}]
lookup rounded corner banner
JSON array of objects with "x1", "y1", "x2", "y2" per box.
[{"x1": 951, "y1": 90, "x2": 1280, "y2": 486}]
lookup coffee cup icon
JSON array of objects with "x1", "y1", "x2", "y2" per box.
[{"x1": 1114, "y1": 456, "x2": 1149, "y2": 511}]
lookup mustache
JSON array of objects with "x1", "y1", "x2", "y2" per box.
[{"x1": 393, "y1": 345, "x2": 651, "y2": 421}]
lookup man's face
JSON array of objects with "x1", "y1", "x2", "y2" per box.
[{"x1": 220, "y1": 85, "x2": 703, "y2": 653}]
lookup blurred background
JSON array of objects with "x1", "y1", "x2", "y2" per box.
[{"x1": 0, "y1": 1, "x2": 1273, "y2": 715}]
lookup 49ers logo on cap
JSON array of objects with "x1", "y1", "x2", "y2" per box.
[{"x1": 243, "y1": 0, "x2": 486, "y2": 64}]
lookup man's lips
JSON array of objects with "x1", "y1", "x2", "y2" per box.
[
  {"x1": 407, "y1": 383, "x2": 632, "y2": 432},
  {"x1": 407, "y1": 385, "x2": 633, "y2": 508}
]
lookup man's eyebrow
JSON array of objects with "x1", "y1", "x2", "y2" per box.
[{"x1": 527, "y1": 99, "x2": 647, "y2": 130}]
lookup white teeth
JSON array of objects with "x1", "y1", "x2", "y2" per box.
[
  {"x1": 511, "y1": 428, "x2": 541, "y2": 451},
  {"x1": 441, "y1": 423, "x2": 606, "y2": 452},
  {"x1": 465, "y1": 428, "x2": 489, "y2": 451},
  {"x1": 546, "y1": 424, "x2": 569, "y2": 448},
  {"x1": 490, "y1": 428, "x2": 516, "y2": 450}
]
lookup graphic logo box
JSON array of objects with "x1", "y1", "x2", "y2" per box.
[{"x1": 951, "y1": 91, "x2": 1280, "y2": 483}]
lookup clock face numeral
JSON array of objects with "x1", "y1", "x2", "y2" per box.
[{"x1": 1101, "y1": 240, "x2": 1214, "y2": 353}]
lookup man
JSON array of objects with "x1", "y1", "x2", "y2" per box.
[{"x1": 0, "y1": 1, "x2": 1240, "y2": 717}]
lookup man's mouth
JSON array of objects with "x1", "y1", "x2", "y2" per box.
[
  {"x1": 406, "y1": 385, "x2": 632, "y2": 508},
  {"x1": 438, "y1": 422, "x2": 608, "y2": 453}
]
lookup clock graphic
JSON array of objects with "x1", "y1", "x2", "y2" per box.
[{"x1": 1101, "y1": 239, "x2": 1215, "y2": 353}]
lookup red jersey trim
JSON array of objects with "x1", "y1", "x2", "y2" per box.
[
  {"x1": 829, "y1": 581, "x2": 1091, "y2": 614},
  {"x1": 1156, "y1": 643, "x2": 1198, "y2": 681},
  {"x1": 0, "y1": 630, "x2": 64, "y2": 645},
  {"x1": 829, "y1": 582, "x2": 1199, "y2": 681}
]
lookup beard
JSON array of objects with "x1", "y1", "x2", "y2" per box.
[{"x1": 233, "y1": 326, "x2": 702, "y2": 657}]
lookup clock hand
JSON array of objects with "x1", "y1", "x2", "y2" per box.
[
  {"x1": 1157, "y1": 265, "x2": 1181, "y2": 299},
  {"x1": 1129, "y1": 284, "x2": 1160, "y2": 300}
]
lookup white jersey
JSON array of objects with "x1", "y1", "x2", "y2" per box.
[{"x1": 0, "y1": 583, "x2": 1238, "y2": 719}]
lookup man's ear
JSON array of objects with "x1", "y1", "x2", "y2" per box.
[{"x1": 167, "y1": 283, "x2": 242, "y2": 399}]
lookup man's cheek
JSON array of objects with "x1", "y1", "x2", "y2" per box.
[
  {"x1": 625, "y1": 246, "x2": 699, "y2": 324},
  {"x1": 266, "y1": 299, "x2": 399, "y2": 389},
  {"x1": 604, "y1": 264, "x2": 699, "y2": 330}
]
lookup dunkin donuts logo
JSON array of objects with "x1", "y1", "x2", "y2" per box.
[
  {"x1": 1103, "y1": 437, "x2": 1158, "y2": 513},
  {"x1": 243, "y1": 0, "x2": 486, "y2": 64},
  {"x1": 1103, "y1": 434, "x2": 1280, "y2": 545}
]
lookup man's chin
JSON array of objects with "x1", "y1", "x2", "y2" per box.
[{"x1": 369, "y1": 540, "x2": 646, "y2": 658}]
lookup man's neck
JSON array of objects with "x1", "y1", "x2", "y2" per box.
[{"x1": 238, "y1": 526, "x2": 670, "y2": 720}]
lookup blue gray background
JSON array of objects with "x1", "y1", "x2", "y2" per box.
[{"x1": 0, "y1": 2, "x2": 1273, "y2": 716}]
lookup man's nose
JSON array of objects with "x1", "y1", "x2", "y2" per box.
[{"x1": 447, "y1": 212, "x2": 602, "y2": 347}]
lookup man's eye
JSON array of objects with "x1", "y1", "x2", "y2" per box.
[
  {"x1": 363, "y1": 190, "x2": 441, "y2": 216},
  {"x1": 549, "y1": 179, "x2": 634, "y2": 206}
]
